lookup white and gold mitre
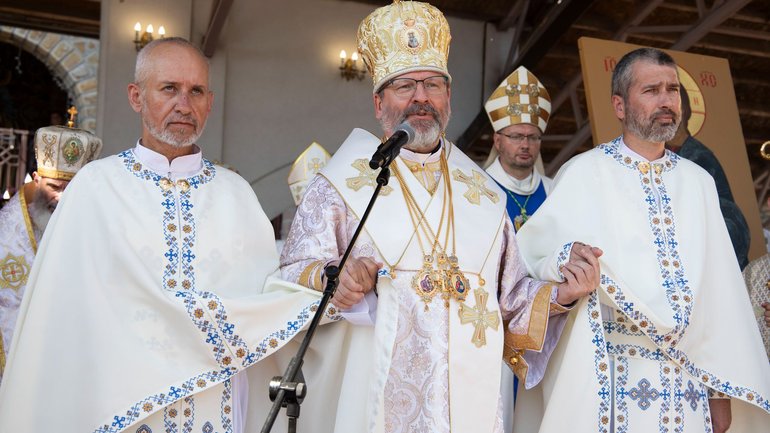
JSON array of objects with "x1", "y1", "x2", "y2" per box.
[
  {"x1": 357, "y1": 0, "x2": 452, "y2": 93},
  {"x1": 288, "y1": 142, "x2": 331, "y2": 206},
  {"x1": 34, "y1": 116, "x2": 103, "y2": 181},
  {"x1": 485, "y1": 65, "x2": 551, "y2": 133}
]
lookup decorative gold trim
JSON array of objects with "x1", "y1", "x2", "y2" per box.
[
  {"x1": 487, "y1": 105, "x2": 550, "y2": 125},
  {"x1": 549, "y1": 302, "x2": 572, "y2": 315},
  {"x1": 299, "y1": 260, "x2": 324, "y2": 291},
  {"x1": 503, "y1": 283, "x2": 553, "y2": 351},
  {"x1": 18, "y1": 183, "x2": 38, "y2": 253},
  {"x1": 451, "y1": 169, "x2": 499, "y2": 205},
  {"x1": 505, "y1": 348, "x2": 530, "y2": 381},
  {"x1": 35, "y1": 167, "x2": 75, "y2": 181},
  {"x1": 458, "y1": 287, "x2": 500, "y2": 348},
  {"x1": 345, "y1": 159, "x2": 393, "y2": 196},
  {"x1": 0, "y1": 335, "x2": 5, "y2": 378}
]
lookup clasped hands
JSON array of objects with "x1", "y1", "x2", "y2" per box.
[
  {"x1": 329, "y1": 257, "x2": 381, "y2": 310},
  {"x1": 556, "y1": 242, "x2": 604, "y2": 306},
  {"x1": 328, "y1": 242, "x2": 603, "y2": 310}
]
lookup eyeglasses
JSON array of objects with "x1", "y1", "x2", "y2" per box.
[
  {"x1": 497, "y1": 132, "x2": 542, "y2": 144},
  {"x1": 384, "y1": 76, "x2": 448, "y2": 98}
]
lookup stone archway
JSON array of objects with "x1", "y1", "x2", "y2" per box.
[{"x1": 0, "y1": 26, "x2": 99, "y2": 132}]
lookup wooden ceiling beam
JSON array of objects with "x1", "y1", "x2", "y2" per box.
[
  {"x1": 201, "y1": 0, "x2": 234, "y2": 58},
  {"x1": 455, "y1": 0, "x2": 596, "y2": 150},
  {"x1": 670, "y1": 0, "x2": 754, "y2": 51},
  {"x1": 0, "y1": 3, "x2": 99, "y2": 38}
]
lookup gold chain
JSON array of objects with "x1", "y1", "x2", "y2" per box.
[{"x1": 392, "y1": 147, "x2": 475, "y2": 309}]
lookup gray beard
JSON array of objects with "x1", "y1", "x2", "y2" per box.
[
  {"x1": 141, "y1": 106, "x2": 203, "y2": 148},
  {"x1": 408, "y1": 119, "x2": 442, "y2": 152},
  {"x1": 380, "y1": 105, "x2": 449, "y2": 153},
  {"x1": 27, "y1": 198, "x2": 52, "y2": 233},
  {"x1": 625, "y1": 105, "x2": 679, "y2": 143}
]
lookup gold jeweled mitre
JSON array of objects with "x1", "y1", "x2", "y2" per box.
[
  {"x1": 357, "y1": 0, "x2": 452, "y2": 93},
  {"x1": 485, "y1": 65, "x2": 552, "y2": 133},
  {"x1": 34, "y1": 107, "x2": 103, "y2": 181}
]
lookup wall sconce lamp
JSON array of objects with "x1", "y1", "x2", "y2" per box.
[
  {"x1": 339, "y1": 50, "x2": 365, "y2": 81},
  {"x1": 134, "y1": 22, "x2": 166, "y2": 51}
]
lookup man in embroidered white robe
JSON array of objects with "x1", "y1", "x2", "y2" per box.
[
  {"x1": 0, "y1": 123, "x2": 102, "y2": 383},
  {"x1": 515, "y1": 47, "x2": 770, "y2": 433},
  {"x1": 0, "y1": 38, "x2": 339, "y2": 433},
  {"x1": 484, "y1": 66, "x2": 553, "y2": 232},
  {"x1": 280, "y1": 2, "x2": 602, "y2": 433}
]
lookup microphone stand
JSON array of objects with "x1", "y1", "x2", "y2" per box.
[{"x1": 261, "y1": 163, "x2": 393, "y2": 433}]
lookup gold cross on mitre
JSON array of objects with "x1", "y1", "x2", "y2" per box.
[
  {"x1": 459, "y1": 287, "x2": 500, "y2": 347},
  {"x1": 66, "y1": 106, "x2": 78, "y2": 128},
  {"x1": 451, "y1": 169, "x2": 499, "y2": 205},
  {"x1": 346, "y1": 158, "x2": 392, "y2": 195},
  {"x1": 308, "y1": 157, "x2": 324, "y2": 172}
]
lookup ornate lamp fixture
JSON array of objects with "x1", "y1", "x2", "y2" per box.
[
  {"x1": 134, "y1": 22, "x2": 166, "y2": 51},
  {"x1": 339, "y1": 50, "x2": 365, "y2": 81}
]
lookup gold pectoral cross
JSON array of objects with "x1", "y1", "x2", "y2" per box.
[
  {"x1": 451, "y1": 169, "x2": 499, "y2": 205},
  {"x1": 459, "y1": 287, "x2": 500, "y2": 347}
]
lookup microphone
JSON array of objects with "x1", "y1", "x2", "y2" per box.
[{"x1": 369, "y1": 122, "x2": 415, "y2": 169}]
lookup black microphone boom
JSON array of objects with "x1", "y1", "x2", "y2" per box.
[{"x1": 369, "y1": 122, "x2": 415, "y2": 169}]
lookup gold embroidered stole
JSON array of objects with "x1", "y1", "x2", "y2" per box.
[{"x1": 321, "y1": 128, "x2": 509, "y2": 433}]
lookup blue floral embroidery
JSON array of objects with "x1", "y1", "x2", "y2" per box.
[
  {"x1": 220, "y1": 379, "x2": 233, "y2": 433},
  {"x1": 615, "y1": 357, "x2": 630, "y2": 433},
  {"x1": 628, "y1": 378, "x2": 661, "y2": 411},
  {"x1": 586, "y1": 292, "x2": 612, "y2": 433},
  {"x1": 659, "y1": 362, "x2": 672, "y2": 430},
  {"x1": 673, "y1": 373, "x2": 685, "y2": 433},
  {"x1": 683, "y1": 380, "x2": 705, "y2": 412}
]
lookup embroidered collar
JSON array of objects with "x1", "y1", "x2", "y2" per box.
[
  {"x1": 133, "y1": 140, "x2": 204, "y2": 179},
  {"x1": 599, "y1": 136, "x2": 679, "y2": 173},
  {"x1": 120, "y1": 143, "x2": 216, "y2": 191}
]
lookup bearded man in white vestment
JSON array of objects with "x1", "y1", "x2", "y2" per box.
[
  {"x1": 280, "y1": 2, "x2": 602, "y2": 433},
  {"x1": 0, "y1": 37, "x2": 340, "y2": 433},
  {"x1": 0, "y1": 121, "x2": 102, "y2": 383},
  {"x1": 515, "y1": 47, "x2": 770, "y2": 433}
]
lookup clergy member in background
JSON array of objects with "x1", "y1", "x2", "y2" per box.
[
  {"x1": 0, "y1": 117, "x2": 102, "y2": 383},
  {"x1": 484, "y1": 66, "x2": 553, "y2": 232},
  {"x1": 280, "y1": 1, "x2": 601, "y2": 432},
  {"x1": 288, "y1": 142, "x2": 332, "y2": 208},
  {"x1": 665, "y1": 85, "x2": 750, "y2": 269},
  {"x1": 0, "y1": 37, "x2": 337, "y2": 433},
  {"x1": 515, "y1": 47, "x2": 770, "y2": 433},
  {"x1": 278, "y1": 141, "x2": 332, "y2": 253}
]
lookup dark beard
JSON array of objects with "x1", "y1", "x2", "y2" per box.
[{"x1": 27, "y1": 197, "x2": 53, "y2": 232}]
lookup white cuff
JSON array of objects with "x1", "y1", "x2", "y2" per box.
[{"x1": 339, "y1": 290, "x2": 378, "y2": 326}]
